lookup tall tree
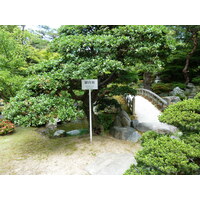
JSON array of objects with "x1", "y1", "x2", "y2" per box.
[
  {"x1": 182, "y1": 26, "x2": 200, "y2": 84},
  {"x1": 4, "y1": 25, "x2": 175, "y2": 127}
]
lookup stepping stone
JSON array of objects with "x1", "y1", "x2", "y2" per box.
[{"x1": 85, "y1": 153, "x2": 136, "y2": 175}]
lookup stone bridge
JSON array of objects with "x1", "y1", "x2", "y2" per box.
[{"x1": 125, "y1": 88, "x2": 169, "y2": 115}]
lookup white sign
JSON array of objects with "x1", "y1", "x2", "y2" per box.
[
  {"x1": 81, "y1": 79, "x2": 98, "y2": 90},
  {"x1": 81, "y1": 79, "x2": 98, "y2": 143}
]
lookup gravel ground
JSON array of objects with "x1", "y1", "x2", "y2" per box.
[{"x1": 0, "y1": 127, "x2": 141, "y2": 175}]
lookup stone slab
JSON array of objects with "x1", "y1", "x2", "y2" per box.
[{"x1": 85, "y1": 153, "x2": 136, "y2": 175}]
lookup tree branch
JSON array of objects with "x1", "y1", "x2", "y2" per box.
[{"x1": 99, "y1": 72, "x2": 117, "y2": 88}]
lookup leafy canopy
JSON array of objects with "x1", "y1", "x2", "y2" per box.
[{"x1": 4, "y1": 25, "x2": 176, "y2": 126}]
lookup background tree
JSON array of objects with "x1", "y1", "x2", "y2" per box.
[
  {"x1": 0, "y1": 25, "x2": 58, "y2": 101},
  {"x1": 4, "y1": 25, "x2": 176, "y2": 127},
  {"x1": 158, "y1": 25, "x2": 200, "y2": 85}
]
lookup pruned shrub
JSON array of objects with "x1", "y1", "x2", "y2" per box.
[
  {"x1": 124, "y1": 134, "x2": 200, "y2": 175},
  {"x1": 159, "y1": 95, "x2": 200, "y2": 132}
]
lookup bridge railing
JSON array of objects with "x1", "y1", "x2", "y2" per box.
[
  {"x1": 137, "y1": 88, "x2": 168, "y2": 110},
  {"x1": 125, "y1": 88, "x2": 168, "y2": 114}
]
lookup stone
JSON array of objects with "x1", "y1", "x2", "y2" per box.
[
  {"x1": 119, "y1": 110, "x2": 131, "y2": 127},
  {"x1": 170, "y1": 87, "x2": 186, "y2": 99},
  {"x1": 186, "y1": 83, "x2": 195, "y2": 89},
  {"x1": 113, "y1": 115, "x2": 123, "y2": 127},
  {"x1": 110, "y1": 126, "x2": 141, "y2": 143},
  {"x1": 170, "y1": 135, "x2": 180, "y2": 140},
  {"x1": 163, "y1": 96, "x2": 181, "y2": 104},
  {"x1": 53, "y1": 130, "x2": 66, "y2": 137},
  {"x1": 46, "y1": 118, "x2": 61, "y2": 129},
  {"x1": 66, "y1": 129, "x2": 88, "y2": 136},
  {"x1": 0, "y1": 115, "x2": 4, "y2": 119},
  {"x1": 113, "y1": 109, "x2": 131, "y2": 127},
  {"x1": 85, "y1": 153, "x2": 137, "y2": 175},
  {"x1": 130, "y1": 120, "x2": 139, "y2": 128},
  {"x1": 135, "y1": 122, "x2": 178, "y2": 134}
]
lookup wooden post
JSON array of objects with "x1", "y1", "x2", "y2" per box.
[{"x1": 132, "y1": 96, "x2": 135, "y2": 115}]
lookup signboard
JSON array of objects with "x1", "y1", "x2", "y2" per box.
[
  {"x1": 81, "y1": 79, "x2": 98, "y2": 143},
  {"x1": 81, "y1": 79, "x2": 98, "y2": 90}
]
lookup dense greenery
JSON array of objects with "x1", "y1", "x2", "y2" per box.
[
  {"x1": 151, "y1": 82, "x2": 186, "y2": 94},
  {"x1": 3, "y1": 25, "x2": 176, "y2": 127},
  {"x1": 124, "y1": 131, "x2": 200, "y2": 175},
  {"x1": 160, "y1": 26, "x2": 200, "y2": 84},
  {"x1": 126, "y1": 93, "x2": 200, "y2": 175},
  {"x1": 159, "y1": 93, "x2": 200, "y2": 131},
  {"x1": 0, "y1": 25, "x2": 59, "y2": 101}
]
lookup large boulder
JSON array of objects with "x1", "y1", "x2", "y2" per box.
[
  {"x1": 163, "y1": 96, "x2": 181, "y2": 104},
  {"x1": 170, "y1": 87, "x2": 186, "y2": 99},
  {"x1": 135, "y1": 122, "x2": 178, "y2": 134},
  {"x1": 113, "y1": 110, "x2": 131, "y2": 127},
  {"x1": 110, "y1": 126, "x2": 141, "y2": 143},
  {"x1": 113, "y1": 115, "x2": 123, "y2": 127},
  {"x1": 130, "y1": 120, "x2": 139, "y2": 128}
]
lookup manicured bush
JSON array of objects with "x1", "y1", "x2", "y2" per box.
[
  {"x1": 159, "y1": 94, "x2": 200, "y2": 132},
  {"x1": 140, "y1": 131, "x2": 164, "y2": 145},
  {"x1": 0, "y1": 119, "x2": 15, "y2": 135},
  {"x1": 3, "y1": 90, "x2": 83, "y2": 127},
  {"x1": 124, "y1": 133, "x2": 200, "y2": 175}
]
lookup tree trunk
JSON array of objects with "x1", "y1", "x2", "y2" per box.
[
  {"x1": 183, "y1": 32, "x2": 198, "y2": 84},
  {"x1": 143, "y1": 72, "x2": 154, "y2": 90}
]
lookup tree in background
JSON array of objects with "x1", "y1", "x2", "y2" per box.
[
  {"x1": 159, "y1": 26, "x2": 200, "y2": 85},
  {"x1": 0, "y1": 25, "x2": 59, "y2": 101},
  {"x1": 182, "y1": 25, "x2": 200, "y2": 84},
  {"x1": 4, "y1": 25, "x2": 175, "y2": 127}
]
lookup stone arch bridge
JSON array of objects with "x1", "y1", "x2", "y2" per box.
[{"x1": 125, "y1": 88, "x2": 169, "y2": 115}]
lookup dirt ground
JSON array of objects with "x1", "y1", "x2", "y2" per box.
[{"x1": 0, "y1": 127, "x2": 141, "y2": 175}]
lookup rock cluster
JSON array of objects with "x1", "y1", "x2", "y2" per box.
[{"x1": 110, "y1": 110, "x2": 141, "y2": 143}]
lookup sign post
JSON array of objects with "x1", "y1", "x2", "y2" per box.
[{"x1": 81, "y1": 79, "x2": 98, "y2": 143}]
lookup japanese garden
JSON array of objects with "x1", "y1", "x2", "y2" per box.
[{"x1": 0, "y1": 25, "x2": 199, "y2": 175}]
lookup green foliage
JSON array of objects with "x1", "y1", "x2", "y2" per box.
[
  {"x1": 0, "y1": 27, "x2": 28, "y2": 74},
  {"x1": 97, "y1": 113, "x2": 114, "y2": 130},
  {"x1": 3, "y1": 25, "x2": 177, "y2": 127},
  {"x1": 0, "y1": 70, "x2": 25, "y2": 101},
  {"x1": 151, "y1": 83, "x2": 172, "y2": 94},
  {"x1": 140, "y1": 131, "x2": 164, "y2": 144},
  {"x1": 124, "y1": 133, "x2": 200, "y2": 175},
  {"x1": 95, "y1": 98, "x2": 121, "y2": 113},
  {"x1": 0, "y1": 119, "x2": 15, "y2": 135},
  {"x1": 194, "y1": 92, "x2": 200, "y2": 99},
  {"x1": 151, "y1": 82, "x2": 186, "y2": 94},
  {"x1": 192, "y1": 76, "x2": 200, "y2": 85},
  {"x1": 3, "y1": 90, "x2": 82, "y2": 127},
  {"x1": 159, "y1": 96, "x2": 200, "y2": 131}
]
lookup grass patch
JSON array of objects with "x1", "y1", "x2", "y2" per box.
[{"x1": 0, "y1": 127, "x2": 79, "y2": 174}]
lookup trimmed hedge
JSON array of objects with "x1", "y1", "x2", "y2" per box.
[
  {"x1": 159, "y1": 93, "x2": 200, "y2": 132},
  {"x1": 124, "y1": 131, "x2": 200, "y2": 175}
]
